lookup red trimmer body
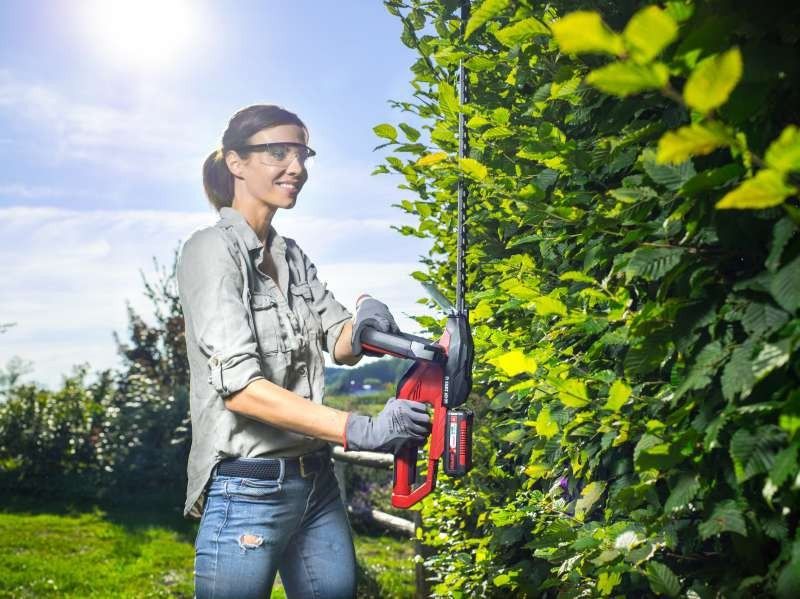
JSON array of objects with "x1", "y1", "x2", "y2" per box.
[{"x1": 361, "y1": 313, "x2": 473, "y2": 509}]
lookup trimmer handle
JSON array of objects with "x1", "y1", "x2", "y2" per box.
[
  {"x1": 391, "y1": 360, "x2": 447, "y2": 509},
  {"x1": 360, "y1": 328, "x2": 444, "y2": 362}
]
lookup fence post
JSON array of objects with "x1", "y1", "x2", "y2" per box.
[
  {"x1": 333, "y1": 457, "x2": 348, "y2": 505},
  {"x1": 413, "y1": 510, "x2": 431, "y2": 598}
]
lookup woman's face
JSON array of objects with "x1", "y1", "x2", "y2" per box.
[{"x1": 230, "y1": 124, "x2": 310, "y2": 210}]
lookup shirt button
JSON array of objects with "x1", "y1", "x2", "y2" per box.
[{"x1": 298, "y1": 365, "x2": 307, "y2": 375}]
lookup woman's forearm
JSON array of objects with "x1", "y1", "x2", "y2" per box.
[
  {"x1": 333, "y1": 320, "x2": 361, "y2": 366},
  {"x1": 225, "y1": 378, "x2": 349, "y2": 445}
]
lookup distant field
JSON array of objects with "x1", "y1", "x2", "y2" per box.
[{"x1": 0, "y1": 508, "x2": 414, "y2": 598}]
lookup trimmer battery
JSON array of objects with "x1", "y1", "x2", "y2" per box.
[{"x1": 444, "y1": 409, "x2": 473, "y2": 476}]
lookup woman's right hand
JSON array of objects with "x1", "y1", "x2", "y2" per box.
[{"x1": 344, "y1": 398, "x2": 431, "y2": 454}]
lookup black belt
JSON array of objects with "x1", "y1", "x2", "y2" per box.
[{"x1": 216, "y1": 446, "x2": 331, "y2": 480}]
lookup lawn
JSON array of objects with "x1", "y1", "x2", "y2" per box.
[{"x1": 0, "y1": 505, "x2": 416, "y2": 598}]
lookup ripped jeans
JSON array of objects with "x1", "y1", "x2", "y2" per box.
[{"x1": 194, "y1": 456, "x2": 356, "y2": 599}]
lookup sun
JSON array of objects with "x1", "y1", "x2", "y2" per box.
[{"x1": 78, "y1": 0, "x2": 199, "y2": 71}]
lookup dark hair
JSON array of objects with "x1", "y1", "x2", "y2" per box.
[{"x1": 202, "y1": 105, "x2": 307, "y2": 210}]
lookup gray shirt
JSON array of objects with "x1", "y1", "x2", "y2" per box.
[{"x1": 177, "y1": 207, "x2": 352, "y2": 517}]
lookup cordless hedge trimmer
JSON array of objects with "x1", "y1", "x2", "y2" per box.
[{"x1": 358, "y1": 0, "x2": 474, "y2": 509}]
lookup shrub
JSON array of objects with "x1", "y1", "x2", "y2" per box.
[{"x1": 380, "y1": 0, "x2": 800, "y2": 595}]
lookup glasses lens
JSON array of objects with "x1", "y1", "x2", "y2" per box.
[
  {"x1": 266, "y1": 143, "x2": 291, "y2": 162},
  {"x1": 259, "y1": 143, "x2": 313, "y2": 165}
]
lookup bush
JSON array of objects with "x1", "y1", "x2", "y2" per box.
[
  {"x1": 380, "y1": 0, "x2": 800, "y2": 596},
  {"x1": 0, "y1": 366, "x2": 109, "y2": 488},
  {"x1": 0, "y1": 255, "x2": 191, "y2": 502}
]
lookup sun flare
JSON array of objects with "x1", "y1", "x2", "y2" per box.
[{"x1": 79, "y1": 0, "x2": 198, "y2": 71}]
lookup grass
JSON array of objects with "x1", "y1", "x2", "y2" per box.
[
  {"x1": 0, "y1": 510, "x2": 194, "y2": 598},
  {"x1": 0, "y1": 501, "x2": 415, "y2": 598}
]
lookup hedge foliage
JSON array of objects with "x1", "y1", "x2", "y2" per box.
[{"x1": 379, "y1": 0, "x2": 800, "y2": 596}]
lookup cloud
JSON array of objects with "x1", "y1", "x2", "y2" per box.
[
  {"x1": 0, "y1": 70, "x2": 211, "y2": 182},
  {"x1": 0, "y1": 184, "x2": 69, "y2": 199},
  {"x1": 0, "y1": 205, "x2": 433, "y2": 388}
]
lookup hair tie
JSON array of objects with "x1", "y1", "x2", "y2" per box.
[{"x1": 215, "y1": 148, "x2": 225, "y2": 161}]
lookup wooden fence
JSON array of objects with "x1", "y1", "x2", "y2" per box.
[{"x1": 331, "y1": 447, "x2": 430, "y2": 598}]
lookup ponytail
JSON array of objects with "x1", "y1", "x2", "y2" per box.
[{"x1": 202, "y1": 149, "x2": 234, "y2": 210}]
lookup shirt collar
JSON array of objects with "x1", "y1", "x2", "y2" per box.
[{"x1": 218, "y1": 207, "x2": 285, "y2": 255}]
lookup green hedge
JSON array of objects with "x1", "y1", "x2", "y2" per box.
[{"x1": 379, "y1": 0, "x2": 800, "y2": 596}]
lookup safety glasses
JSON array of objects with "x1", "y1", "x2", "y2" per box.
[{"x1": 233, "y1": 142, "x2": 316, "y2": 166}]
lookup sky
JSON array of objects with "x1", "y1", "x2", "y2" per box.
[{"x1": 0, "y1": 0, "x2": 437, "y2": 388}]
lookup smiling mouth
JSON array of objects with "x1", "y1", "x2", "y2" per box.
[{"x1": 277, "y1": 182, "x2": 300, "y2": 192}]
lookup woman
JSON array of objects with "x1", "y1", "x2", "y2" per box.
[{"x1": 178, "y1": 104, "x2": 431, "y2": 599}]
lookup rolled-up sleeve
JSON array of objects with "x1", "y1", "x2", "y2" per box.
[
  {"x1": 177, "y1": 228, "x2": 263, "y2": 397},
  {"x1": 298, "y1": 248, "x2": 352, "y2": 363}
]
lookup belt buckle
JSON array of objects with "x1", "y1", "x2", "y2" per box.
[{"x1": 299, "y1": 455, "x2": 311, "y2": 478}]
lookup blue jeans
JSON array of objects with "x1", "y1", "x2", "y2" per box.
[{"x1": 194, "y1": 456, "x2": 357, "y2": 598}]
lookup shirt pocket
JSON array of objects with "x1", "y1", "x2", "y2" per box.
[
  {"x1": 250, "y1": 292, "x2": 283, "y2": 355},
  {"x1": 289, "y1": 282, "x2": 323, "y2": 337}
]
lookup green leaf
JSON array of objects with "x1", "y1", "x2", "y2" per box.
[
  {"x1": 643, "y1": 149, "x2": 696, "y2": 190},
  {"x1": 777, "y1": 557, "x2": 800, "y2": 599},
  {"x1": 625, "y1": 337, "x2": 670, "y2": 376},
  {"x1": 721, "y1": 344, "x2": 756, "y2": 401},
  {"x1": 769, "y1": 255, "x2": 800, "y2": 312},
  {"x1": 550, "y1": 11, "x2": 625, "y2": 56},
  {"x1": 765, "y1": 125, "x2": 800, "y2": 175},
  {"x1": 729, "y1": 428, "x2": 775, "y2": 483},
  {"x1": 665, "y1": 1, "x2": 695, "y2": 23},
  {"x1": 502, "y1": 428, "x2": 526, "y2": 443},
  {"x1": 494, "y1": 17, "x2": 549, "y2": 47},
  {"x1": 664, "y1": 475, "x2": 701, "y2": 512},
  {"x1": 704, "y1": 412, "x2": 729, "y2": 450},
  {"x1": 623, "y1": 6, "x2": 678, "y2": 63},
  {"x1": 684, "y1": 47, "x2": 743, "y2": 114},
  {"x1": 464, "y1": 0, "x2": 510, "y2": 40},
  {"x1": 766, "y1": 218, "x2": 797, "y2": 272},
  {"x1": 624, "y1": 247, "x2": 686, "y2": 281},
  {"x1": 675, "y1": 341, "x2": 726, "y2": 399},
  {"x1": 555, "y1": 378, "x2": 590, "y2": 408},
  {"x1": 698, "y1": 500, "x2": 747, "y2": 539},
  {"x1": 438, "y1": 82, "x2": 460, "y2": 121},
  {"x1": 752, "y1": 341, "x2": 791, "y2": 381},
  {"x1": 534, "y1": 407, "x2": 559, "y2": 439},
  {"x1": 742, "y1": 303, "x2": 790, "y2": 337},
  {"x1": 373, "y1": 123, "x2": 397, "y2": 141},
  {"x1": 604, "y1": 379, "x2": 632, "y2": 412},
  {"x1": 529, "y1": 295, "x2": 568, "y2": 317},
  {"x1": 681, "y1": 163, "x2": 744, "y2": 194},
  {"x1": 716, "y1": 169, "x2": 795, "y2": 210},
  {"x1": 559, "y1": 271, "x2": 596, "y2": 284},
  {"x1": 646, "y1": 561, "x2": 681, "y2": 597},
  {"x1": 656, "y1": 122, "x2": 733, "y2": 164},
  {"x1": 574, "y1": 481, "x2": 606, "y2": 521},
  {"x1": 769, "y1": 442, "x2": 799, "y2": 487},
  {"x1": 586, "y1": 62, "x2": 669, "y2": 97},
  {"x1": 417, "y1": 152, "x2": 448, "y2": 167},
  {"x1": 459, "y1": 157, "x2": 489, "y2": 181},
  {"x1": 597, "y1": 571, "x2": 622, "y2": 596},
  {"x1": 398, "y1": 123, "x2": 420, "y2": 142},
  {"x1": 489, "y1": 350, "x2": 537, "y2": 377}
]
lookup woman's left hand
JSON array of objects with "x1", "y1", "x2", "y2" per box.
[{"x1": 351, "y1": 294, "x2": 399, "y2": 356}]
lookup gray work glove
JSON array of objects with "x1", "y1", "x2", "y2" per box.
[
  {"x1": 344, "y1": 398, "x2": 431, "y2": 454},
  {"x1": 351, "y1": 294, "x2": 400, "y2": 357}
]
